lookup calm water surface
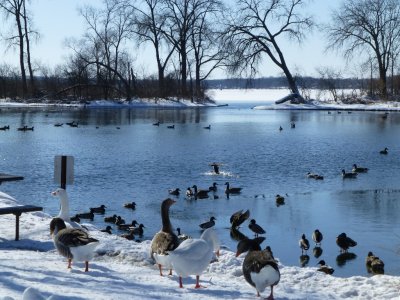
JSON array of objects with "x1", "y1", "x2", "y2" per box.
[{"x1": 1, "y1": 103, "x2": 400, "y2": 278}]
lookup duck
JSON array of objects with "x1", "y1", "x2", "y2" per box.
[
  {"x1": 186, "y1": 187, "x2": 194, "y2": 197},
  {"x1": 167, "y1": 124, "x2": 175, "y2": 129},
  {"x1": 352, "y1": 164, "x2": 368, "y2": 173},
  {"x1": 307, "y1": 172, "x2": 324, "y2": 180},
  {"x1": 341, "y1": 169, "x2": 358, "y2": 179},
  {"x1": 225, "y1": 182, "x2": 242, "y2": 195},
  {"x1": 168, "y1": 228, "x2": 220, "y2": 288},
  {"x1": 203, "y1": 124, "x2": 211, "y2": 130},
  {"x1": 130, "y1": 223, "x2": 145, "y2": 236},
  {"x1": 177, "y1": 227, "x2": 191, "y2": 241},
  {"x1": 336, "y1": 232, "x2": 357, "y2": 253},
  {"x1": 299, "y1": 234, "x2": 310, "y2": 254},
  {"x1": 70, "y1": 215, "x2": 80, "y2": 223},
  {"x1": 168, "y1": 188, "x2": 180, "y2": 196},
  {"x1": 49, "y1": 217, "x2": 99, "y2": 272},
  {"x1": 115, "y1": 216, "x2": 125, "y2": 226},
  {"x1": 153, "y1": 121, "x2": 160, "y2": 126},
  {"x1": 104, "y1": 214, "x2": 118, "y2": 223},
  {"x1": 120, "y1": 230, "x2": 135, "y2": 240},
  {"x1": 208, "y1": 182, "x2": 218, "y2": 192},
  {"x1": 248, "y1": 219, "x2": 266, "y2": 237},
  {"x1": 279, "y1": 126, "x2": 283, "y2": 131},
  {"x1": 236, "y1": 237, "x2": 280, "y2": 299},
  {"x1": 100, "y1": 225, "x2": 112, "y2": 234},
  {"x1": 150, "y1": 198, "x2": 180, "y2": 276},
  {"x1": 124, "y1": 202, "x2": 136, "y2": 210},
  {"x1": 118, "y1": 220, "x2": 138, "y2": 231},
  {"x1": 76, "y1": 211, "x2": 95, "y2": 221},
  {"x1": 312, "y1": 229, "x2": 323, "y2": 246},
  {"x1": 210, "y1": 163, "x2": 220, "y2": 174},
  {"x1": 230, "y1": 209, "x2": 250, "y2": 229},
  {"x1": 291, "y1": 122, "x2": 295, "y2": 128},
  {"x1": 54, "y1": 123, "x2": 63, "y2": 127},
  {"x1": 90, "y1": 205, "x2": 106, "y2": 214},
  {"x1": 317, "y1": 260, "x2": 334, "y2": 275},
  {"x1": 199, "y1": 216, "x2": 216, "y2": 229},
  {"x1": 366, "y1": 251, "x2": 385, "y2": 274},
  {"x1": 275, "y1": 194, "x2": 285, "y2": 205},
  {"x1": 380, "y1": 147, "x2": 388, "y2": 154},
  {"x1": 192, "y1": 185, "x2": 209, "y2": 199}
]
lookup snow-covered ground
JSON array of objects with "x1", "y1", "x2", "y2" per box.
[{"x1": 0, "y1": 191, "x2": 399, "y2": 300}]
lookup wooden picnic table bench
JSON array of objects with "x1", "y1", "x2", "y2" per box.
[
  {"x1": 0, "y1": 173, "x2": 24, "y2": 184},
  {"x1": 0, "y1": 205, "x2": 43, "y2": 241}
]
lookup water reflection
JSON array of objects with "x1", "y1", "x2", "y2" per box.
[
  {"x1": 313, "y1": 247, "x2": 323, "y2": 258},
  {"x1": 299, "y1": 254, "x2": 310, "y2": 267},
  {"x1": 336, "y1": 253, "x2": 357, "y2": 267}
]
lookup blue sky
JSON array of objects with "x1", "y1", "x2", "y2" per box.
[{"x1": 0, "y1": 0, "x2": 363, "y2": 79}]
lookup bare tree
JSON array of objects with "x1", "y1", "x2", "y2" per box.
[
  {"x1": 133, "y1": 0, "x2": 176, "y2": 95},
  {"x1": 325, "y1": 0, "x2": 400, "y2": 99},
  {"x1": 222, "y1": 0, "x2": 314, "y2": 103},
  {"x1": 316, "y1": 66, "x2": 343, "y2": 102}
]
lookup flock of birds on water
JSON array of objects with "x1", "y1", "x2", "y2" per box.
[{"x1": 47, "y1": 149, "x2": 388, "y2": 300}]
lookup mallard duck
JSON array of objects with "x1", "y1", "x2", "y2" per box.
[
  {"x1": 192, "y1": 185, "x2": 209, "y2": 199},
  {"x1": 299, "y1": 234, "x2": 310, "y2": 254},
  {"x1": 312, "y1": 229, "x2": 323, "y2": 246},
  {"x1": 50, "y1": 217, "x2": 99, "y2": 272},
  {"x1": 230, "y1": 209, "x2": 250, "y2": 229},
  {"x1": 104, "y1": 214, "x2": 118, "y2": 223},
  {"x1": 248, "y1": 219, "x2": 266, "y2": 237},
  {"x1": 341, "y1": 169, "x2": 357, "y2": 179},
  {"x1": 317, "y1": 260, "x2": 334, "y2": 275},
  {"x1": 123, "y1": 202, "x2": 136, "y2": 209},
  {"x1": 90, "y1": 205, "x2": 106, "y2": 214},
  {"x1": 150, "y1": 198, "x2": 180, "y2": 276},
  {"x1": 366, "y1": 251, "x2": 385, "y2": 274},
  {"x1": 100, "y1": 226, "x2": 112, "y2": 234},
  {"x1": 336, "y1": 232, "x2": 357, "y2": 253},
  {"x1": 118, "y1": 220, "x2": 138, "y2": 230},
  {"x1": 275, "y1": 194, "x2": 285, "y2": 205},
  {"x1": 168, "y1": 188, "x2": 180, "y2": 196},
  {"x1": 168, "y1": 228, "x2": 220, "y2": 288},
  {"x1": 380, "y1": 147, "x2": 388, "y2": 154},
  {"x1": 115, "y1": 216, "x2": 125, "y2": 226},
  {"x1": 236, "y1": 238, "x2": 280, "y2": 299},
  {"x1": 352, "y1": 164, "x2": 368, "y2": 173},
  {"x1": 76, "y1": 211, "x2": 94, "y2": 221},
  {"x1": 199, "y1": 216, "x2": 216, "y2": 229},
  {"x1": 225, "y1": 182, "x2": 242, "y2": 195},
  {"x1": 70, "y1": 215, "x2": 80, "y2": 223},
  {"x1": 130, "y1": 223, "x2": 145, "y2": 236}
]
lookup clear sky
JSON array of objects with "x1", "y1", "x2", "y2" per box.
[{"x1": 0, "y1": 0, "x2": 363, "y2": 79}]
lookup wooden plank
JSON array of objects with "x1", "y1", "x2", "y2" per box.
[
  {"x1": 0, "y1": 205, "x2": 43, "y2": 215},
  {"x1": 0, "y1": 173, "x2": 24, "y2": 183}
]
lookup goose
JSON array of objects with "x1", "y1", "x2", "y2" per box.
[
  {"x1": 380, "y1": 147, "x2": 388, "y2": 154},
  {"x1": 51, "y1": 188, "x2": 81, "y2": 228},
  {"x1": 336, "y1": 232, "x2": 357, "y2": 253},
  {"x1": 299, "y1": 234, "x2": 310, "y2": 254},
  {"x1": 352, "y1": 164, "x2": 368, "y2": 173},
  {"x1": 203, "y1": 124, "x2": 211, "y2": 130},
  {"x1": 230, "y1": 209, "x2": 250, "y2": 229},
  {"x1": 168, "y1": 188, "x2": 180, "y2": 196},
  {"x1": 50, "y1": 217, "x2": 99, "y2": 272},
  {"x1": 317, "y1": 260, "x2": 334, "y2": 275},
  {"x1": 104, "y1": 214, "x2": 118, "y2": 223},
  {"x1": 100, "y1": 226, "x2": 112, "y2": 234},
  {"x1": 118, "y1": 220, "x2": 138, "y2": 231},
  {"x1": 279, "y1": 126, "x2": 283, "y2": 131},
  {"x1": 275, "y1": 194, "x2": 285, "y2": 205},
  {"x1": 76, "y1": 212, "x2": 94, "y2": 221},
  {"x1": 150, "y1": 198, "x2": 180, "y2": 276},
  {"x1": 366, "y1": 251, "x2": 385, "y2": 274},
  {"x1": 341, "y1": 169, "x2": 357, "y2": 179},
  {"x1": 90, "y1": 205, "x2": 106, "y2": 214},
  {"x1": 236, "y1": 238, "x2": 280, "y2": 299},
  {"x1": 199, "y1": 216, "x2": 216, "y2": 229},
  {"x1": 168, "y1": 227, "x2": 220, "y2": 288},
  {"x1": 210, "y1": 163, "x2": 220, "y2": 174},
  {"x1": 248, "y1": 219, "x2": 266, "y2": 237},
  {"x1": 124, "y1": 202, "x2": 136, "y2": 210},
  {"x1": 208, "y1": 182, "x2": 218, "y2": 192},
  {"x1": 177, "y1": 227, "x2": 191, "y2": 241},
  {"x1": 312, "y1": 229, "x2": 323, "y2": 246},
  {"x1": 192, "y1": 185, "x2": 209, "y2": 199},
  {"x1": 167, "y1": 124, "x2": 175, "y2": 129},
  {"x1": 225, "y1": 182, "x2": 242, "y2": 195}
]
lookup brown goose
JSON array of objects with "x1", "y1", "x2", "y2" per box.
[
  {"x1": 50, "y1": 217, "x2": 99, "y2": 272},
  {"x1": 236, "y1": 238, "x2": 280, "y2": 299},
  {"x1": 150, "y1": 198, "x2": 180, "y2": 276}
]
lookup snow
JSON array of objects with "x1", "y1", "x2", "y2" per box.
[{"x1": 1, "y1": 191, "x2": 400, "y2": 300}]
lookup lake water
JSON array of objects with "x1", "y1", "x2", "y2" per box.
[{"x1": 1, "y1": 103, "x2": 400, "y2": 278}]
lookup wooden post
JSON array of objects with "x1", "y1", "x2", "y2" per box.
[{"x1": 61, "y1": 155, "x2": 67, "y2": 189}]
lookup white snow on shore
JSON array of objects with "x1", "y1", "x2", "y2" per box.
[{"x1": 0, "y1": 191, "x2": 399, "y2": 300}]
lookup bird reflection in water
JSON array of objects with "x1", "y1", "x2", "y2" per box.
[
  {"x1": 230, "y1": 227, "x2": 248, "y2": 242},
  {"x1": 336, "y1": 252, "x2": 357, "y2": 267},
  {"x1": 313, "y1": 246, "x2": 323, "y2": 258},
  {"x1": 299, "y1": 254, "x2": 310, "y2": 267}
]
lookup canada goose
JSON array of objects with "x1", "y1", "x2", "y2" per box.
[
  {"x1": 236, "y1": 238, "x2": 280, "y2": 299},
  {"x1": 192, "y1": 185, "x2": 209, "y2": 199},
  {"x1": 380, "y1": 147, "x2": 388, "y2": 154},
  {"x1": 352, "y1": 164, "x2": 368, "y2": 173},
  {"x1": 176, "y1": 227, "x2": 191, "y2": 241},
  {"x1": 225, "y1": 182, "x2": 242, "y2": 194},
  {"x1": 208, "y1": 182, "x2": 218, "y2": 192},
  {"x1": 341, "y1": 169, "x2": 357, "y2": 179}
]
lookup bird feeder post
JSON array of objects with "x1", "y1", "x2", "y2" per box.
[
  {"x1": 61, "y1": 155, "x2": 67, "y2": 189},
  {"x1": 54, "y1": 155, "x2": 74, "y2": 190}
]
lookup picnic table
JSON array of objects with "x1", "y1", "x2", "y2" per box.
[
  {"x1": 0, "y1": 205, "x2": 43, "y2": 240},
  {"x1": 0, "y1": 173, "x2": 24, "y2": 184}
]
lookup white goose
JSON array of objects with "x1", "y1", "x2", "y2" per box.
[
  {"x1": 50, "y1": 217, "x2": 99, "y2": 272},
  {"x1": 51, "y1": 188, "x2": 81, "y2": 228},
  {"x1": 168, "y1": 228, "x2": 220, "y2": 288}
]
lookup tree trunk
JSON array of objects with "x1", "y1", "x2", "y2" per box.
[
  {"x1": 15, "y1": 12, "x2": 27, "y2": 98},
  {"x1": 180, "y1": 39, "x2": 187, "y2": 96},
  {"x1": 23, "y1": 0, "x2": 34, "y2": 95}
]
